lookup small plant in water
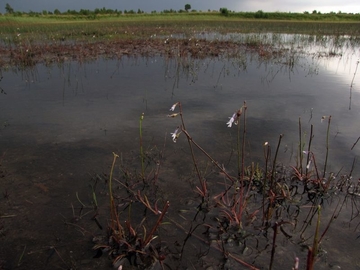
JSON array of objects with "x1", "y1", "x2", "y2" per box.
[
  {"x1": 89, "y1": 102, "x2": 358, "y2": 269},
  {"x1": 164, "y1": 101, "x2": 358, "y2": 269}
]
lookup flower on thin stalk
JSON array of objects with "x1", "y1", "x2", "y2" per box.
[
  {"x1": 170, "y1": 126, "x2": 181, "y2": 143},
  {"x1": 303, "y1": 151, "x2": 312, "y2": 169},
  {"x1": 169, "y1": 102, "x2": 179, "y2": 112},
  {"x1": 226, "y1": 112, "x2": 237, "y2": 127},
  {"x1": 306, "y1": 160, "x2": 312, "y2": 169},
  {"x1": 226, "y1": 107, "x2": 242, "y2": 128}
]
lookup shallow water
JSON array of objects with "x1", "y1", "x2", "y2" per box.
[{"x1": 0, "y1": 41, "x2": 360, "y2": 269}]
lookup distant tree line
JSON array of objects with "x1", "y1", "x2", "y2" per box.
[
  {"x1": 1, "y1": 3, "x2": 200, "y2": 17},
  {"x1": 2, "y1": 3, "x2": 360, "y2": 21},
  {"x1": 219, "y1": 7, "x2": 360, "y2": 20}
]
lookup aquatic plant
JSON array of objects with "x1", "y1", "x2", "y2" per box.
[
  {"x1": 92, "y1": 150, "x2": 170, "y2": 268},
  {"x1": 162, "y1": 101, "x2": 358, "y2": 269}
]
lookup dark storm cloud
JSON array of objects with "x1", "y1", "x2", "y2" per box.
[{"x1": 0, "y1": 0, "x2": 358, "y2": 14}]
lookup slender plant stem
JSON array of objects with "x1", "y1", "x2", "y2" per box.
[
  {"x1": 109, "y1": 152, "x2": 119, "y2": 230},
  {"x1": 349, "y1": 60, "x2": 359, "y2": 110},
  {"x1": 238, "y1": 102, "x2": 247, "y2": 226},
  {"x1": 323, "y1": 116, "x2": 331, "y2": 179},
  {"x1": 350, "y1": 59, "x2": 359, "y2": 88},
  {"x1": 319, "y1": 199, "x2": 342, "y2": 243},
  {"x1": 139, "y1": 113, "x2": 145, "y2": 180},
  {"x1": 181, "y1": 128, "x2": 234, "y2": 183},
  {"x1": 311, "y1": 152, "x2": 321, "y2": 181},
  {"x1": 270, "y1": 134, "x2": 283, "y2": 189},
  {"x1": 241, "y1": 103, "x2": 247, "y2": 182},
  {"x1": 262, "y1": 144, "x2": 271, "y2": 225},
  {"x1": 237, "y1": 112, "x2": 241, "y2": 179},
  {"x1": 17, "y1": 245, "x2": 26, "y2": 266},
  {"x1": 144, "y1": 201, "x2": 170, "y2": 246},
  {"x1": 305, "y1": 125, "x2": 314, "y2": 176},
  {"x1": 307, "y1": 205, "x2": 321, "y2": 270},
  {"x1": 178, "y1": 103, "x2": 202, "y2": 182},
  {"x1": 349, "y1": 157, "x2": 356, "y2": 178},
  {"x1": 75, "y1": 191, "x2": 86, "y2": 207},
  {"x1": 299, "y1": 117, "x2": 303, "y2": 174},
  {"x1": 269, "y1": 222, "x2": 278, "y2": 270},
  {"x1": 351, "y1": 136, "x2": 360, "y2": 150}
]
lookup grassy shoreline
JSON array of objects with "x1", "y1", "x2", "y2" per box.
[
  {"x1": 0, "y1": 13, "x2": 359, "y2": 69},
  {"x1": 1, "y1": 15, "x2": 360, "y2": 36}
]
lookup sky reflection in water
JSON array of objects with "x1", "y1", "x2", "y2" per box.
[{"x1": 1, "y1": 47, "x2": 359, "y2": 174}]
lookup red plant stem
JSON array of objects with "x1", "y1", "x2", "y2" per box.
[
  {"x1": 270, "y1": 134, "x2": 283, "y2": 190},
  {"x1": 269, "y1": 222, "x2": 278, "y2": 270},
  {"x1": 181, "y1": 128, "x2": 235, "y2": 183},
  {"x1": 238, "y1": 102, "x2": 247, "y2": 225},
  {"x1": 178, "y1": 102, "x2": 203, "y2": 189},
  {"x1": 109, "y1": 152, "x2": 120, "y2": 232},
  {"x1": 307, "y1": 205, "x2": 321, "y2": 270},
  {"x1": 226, "y1": 252, "x2": 260, "y2": 270},
  {"x1": 310, "y1": 152, "x2": 321, "y2": 181},
  {"x1": 306, "y1": 247, "x2": 314, "y2": 270},
  {"x1": 144, "y1": 201, "x2": 170, "y2": 246}
]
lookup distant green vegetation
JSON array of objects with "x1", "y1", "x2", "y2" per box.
[
  {"x1": 1, "y1": 14, "x2": 359, "y2": 40},
  {"x1": 0, "y1": 3, "x2": 359, "y2": 43},
  {"x1": 1, "y1": 2, "x2": 360, "y2": 22}
]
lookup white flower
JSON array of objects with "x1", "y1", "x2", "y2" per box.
[
  {"x1": 306, "y1": 160, "x2": 312, "y2": 169},
  {"x1": 170, "y1": 127, "x2": 181, "y2": 143},
  {"x1": 226, "y1": 112, "x2": 237, "y2": 127},
  {"x1": 169, "y1": 102, "x2": 179, "y2": 111}
]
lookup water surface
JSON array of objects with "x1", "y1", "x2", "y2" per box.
[{"x1": 0, "y1": 40, "x2": 360, "y2": 269}]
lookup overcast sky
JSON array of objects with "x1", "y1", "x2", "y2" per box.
[{"x1": 0, "y1": 0, "x2": 359, "y2": 14}]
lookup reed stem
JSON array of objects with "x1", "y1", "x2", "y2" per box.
[
  {"x1": 270, "y1": 134, "x2": 283, "y2": 189},
  {"x1": 298, "y1": 117, "x2": 303, "y2": 174},
  {"x1": 109, "y1": 152, "x2": 120, "y2": 232},
  {"x1": 262, "y1": 143, "x2": 271, "y2": 225},
  {"x1": 139, "y1": 113, "x2": 145, "y2": 180},
  {"x1": 269, "y1": 222, "x2": 278, "y2": 270},
  {"x1": 323, "y1": 116, "x2": 331, "y2": 179},
  {"x1": 238, "y1": 102, "x2": 247, "y2": 226},
  {"x1": 305, "y1": 125, "x2": 314, "y2": 176}
]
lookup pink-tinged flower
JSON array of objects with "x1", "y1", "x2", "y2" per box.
[
  {"x1": 169, "y1": 102, "x2": 179, "y2": 111},
  {"x1": 226, "y1": 112, "x2": 237, "y2": 127},
  {"x1": 226, "y1": 108, "x2": 243, "y2": 128},
  {"x1": 170, "y1": 127, "x2": 181, "y2": 143}
]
